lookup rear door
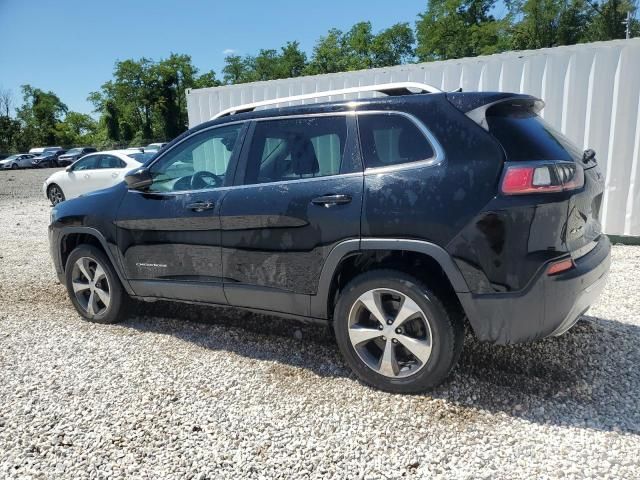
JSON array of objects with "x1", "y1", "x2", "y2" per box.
[
  {"x1": 91, "y1": 154, "x2": 128, "y2": 191},
  {"x1": 220, "y1": 114, "x2": 363, "y2": 316}
]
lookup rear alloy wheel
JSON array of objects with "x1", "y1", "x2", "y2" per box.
[
  {"x1": 334, "y1": 269, "x2": 463, "y2": 393},
  {"x1": 64, "y1": 244, "x2": 128, "y2": 324},
  {"x1": 348, "y1": 288, "x2": 433, "y2": 378},
  {"x1": 47, "y1": 184, "x2": 65, "y2": 205}
]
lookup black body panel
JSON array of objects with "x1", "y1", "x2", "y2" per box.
[{"x1": 47, "y1": 90, "x2": 611, "y2": 345}]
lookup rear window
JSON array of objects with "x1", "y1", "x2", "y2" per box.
[{"x1": 487, "y1": 110, "x2": 582, "y2": 162}]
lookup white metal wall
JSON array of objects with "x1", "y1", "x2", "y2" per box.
[{"x1": 186, "y1": 39, "x2": 640, "y2": 236}]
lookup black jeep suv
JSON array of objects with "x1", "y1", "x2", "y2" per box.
[{"x1": 48, "y1": 88, "x2": 610, "y2": 393}]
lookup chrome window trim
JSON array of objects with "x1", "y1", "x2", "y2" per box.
[
  {"x1": 129, "y1": 171, "x2": 364, "y2": 197},
  {"x1": 357, "y1": 110, "x2": 445, "y2": 175},
  {"x1": 138, "y1": 109, "x2": 444, "y2": 196}
]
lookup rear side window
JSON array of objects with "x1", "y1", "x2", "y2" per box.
[
  {"x1": 358, "y1": 113, "x2": 434, "y2": 169},
  {"x1": 487, "y1": 110, "x2": 582, "y2": 162},
  {"x1": 244, "y1": 116, "x2": 347, "y2": 185},
  {"x1": 98, "y1": 155, "x2": 125, "y2": 169}
]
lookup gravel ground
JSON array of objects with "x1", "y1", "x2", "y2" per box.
[{"x1": 1, "y1": 168, "x2": 639, "y2": 479}]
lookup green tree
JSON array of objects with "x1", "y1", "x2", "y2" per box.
[
  {"x1": 371, "y1": 23, "x2": 415, "y2": 67},
  {"x1": 55, "y1": 112, "x2": 98, "y2": 146},
  {"x1": 16, "y1": 85, "x2": 68, "y2": 147},
  {"x1": 306, "y1": 29, "x2": 349, "y2": 74},
  {"x1": 416, "y1": 0, "x2": 509, "y2": 61},
  {"x1": 222, "y1": 54, "x2": 253, "y2": 83},
  {"x1": 586, "y1": 0, "x2": 639, "y2": 40},
  {"x1": 90, "y1": 54, "x2": 219, "y2": 145}
]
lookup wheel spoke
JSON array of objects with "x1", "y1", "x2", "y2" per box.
[
  {"x1": 93, "y1": 264, "x2": 106, "y2": 283},
  {"x1": 77, "y1": 258, "x2": 92, "y2": 282},
  {"x1": 358, "y1": 290, "x2": 386, "y2": 324},
  {"x1": 378, "y1": 340, "x2": 398, "y2": 377},
  {"x1": 94, "y1": 286, "x2": 110, "y2": 307},
  {"x1": 72, "y1": 280, "x2": 90, "y2": 293},
  {"x1": 392, "y1": 296, "x2": 421, "y2": 327},
  {"x1": 87, "y1": 290, "x2": 96, "y2": 315},
  {"x1": 397, "y1": 335, "x2": 432, "y2": 364},
  {"x1": 349, "y1": 325, "x2": 382, "y2": 345}
]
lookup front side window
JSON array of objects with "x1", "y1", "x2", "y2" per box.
[
  {"x1": 358, "y1": 113, "x2": 435, "y2": 169},
  {"x1": 71, "y1": 156, "x2": 98, "y2": 171},
  {"x1": 148, "y1": 123, "x2": 242, "y2": 193},
  {"x1": 244, "y1": 116, "x2": 347, "y2": 185}
]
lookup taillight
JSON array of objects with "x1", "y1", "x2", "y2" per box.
[{"x1": 501, "y1": 162, "x2": 584, "y2": 195}]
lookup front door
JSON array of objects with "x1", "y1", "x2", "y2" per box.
[
  {"x1": 220, "y1": 114, "x2": 363, "y2": 316},
  {"x1": 115, "y1": 122, "x2": 247, "y2": 304},
  {"x1": 64, "y1": 154, "x2": 101, "y2": 198}
]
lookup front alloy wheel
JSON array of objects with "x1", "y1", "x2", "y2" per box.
[
  {"x1": 48, "y1": 184, "x2": 65, "y2": 205},
  {"x1": 71, "y1": 257, "x2": 111, "y2": 316},
  {"x1": 64, "y1": 244, "x2": 128, "y2": 324}
]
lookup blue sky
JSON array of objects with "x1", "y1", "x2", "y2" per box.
[{"x1": 0, "y1": 0, "x2": 428, "y2": 115}]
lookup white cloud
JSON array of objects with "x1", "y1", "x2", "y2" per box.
[{"x1": 222, "y1": 49, "x2": 237, "y2": 56}]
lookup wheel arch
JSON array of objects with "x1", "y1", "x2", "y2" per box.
[
  {"x1": 311, "y1": 238, "x2": 470, "y2": 320},
  {"x1": 57, "y1": 227, "x2": 134, "y2": 295}
]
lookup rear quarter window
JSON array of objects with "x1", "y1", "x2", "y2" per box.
[{"x1": 358, "y1": 113, "x2": 434, "y2": 169}]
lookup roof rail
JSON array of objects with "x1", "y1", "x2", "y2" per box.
[{"x1": 210, "y1": 82, "x2": 442, "y2": 120}]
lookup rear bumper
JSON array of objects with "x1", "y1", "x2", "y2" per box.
[{"x1": 459, "y1": 235, "x2": 611, "y2": 344}]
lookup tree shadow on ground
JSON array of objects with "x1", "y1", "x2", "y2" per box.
[{"x1": 122, "y1": 300, "x2": 640, "y2": 435}]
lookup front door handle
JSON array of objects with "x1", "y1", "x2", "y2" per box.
[
  {"x1": 83, "y1": 174, "x2": 90, "y2": 179},
  {"x1": 187, "y1": 201, "x2": 215, "y2": 212},
  {"x1": 311, "y1": 194, "x2": 352, "y2": 207}
]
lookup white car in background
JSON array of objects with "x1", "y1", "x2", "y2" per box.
[{"x1": 43, "y1": 150, "x2": 142, "y2": 205}]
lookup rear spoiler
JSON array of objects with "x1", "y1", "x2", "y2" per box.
[{"x1": 446, "y1": 92, "x2": 544, "y2": 130}]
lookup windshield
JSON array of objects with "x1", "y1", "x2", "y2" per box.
[
  {"x1": 65, "y1": 148, "x2": 82, "y2": 155},
  {"x1": 4, "y1": 155, "x2": 20, "y2": 161}
]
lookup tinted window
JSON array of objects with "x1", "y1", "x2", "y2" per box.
[
  {"x1": 244, "y1": 116, "x2": 347, "y2": 185},
  {"x1": 98, "y1": 155, "x2": 125, "y2": 169},
  {"x1": 487, "y1": 110, "x2": 581, "y2": 162},
  {"x1": 358, "y1": 113, "x2": 434, "y2": 169},
  {"x1": 71, "y1": 156, "x2": 98, "y2": 171},
  {"x1": 148, "y1": 123, "x2": 242, "y2": 192}
]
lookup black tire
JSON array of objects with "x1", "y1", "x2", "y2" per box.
[
  {"x1": 333, "y1": 269, "x2": 464, "y2": 393},
  {"x1": 64, "y1": 244, "x2": 129, "y2": 324},
  {"x1": 47, "y1": 184, "x2": 65, "y2": 205},
  {"x1": 11, "y1": 163, "x2": 17, "y2": 169}
]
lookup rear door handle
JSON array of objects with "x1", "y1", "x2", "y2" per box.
[
  {"x1": 83, "y1": 174, "x2": 90, "y2": 179},
  {"x1": 111, "y1": 172, "x2": 119, "y2": 178},
  {"x1": 187, "y1": 201, "x2": 215, "y2": 212},
  {"x1": 311, "y1": 194, "x2": 352, "y2": 207}
]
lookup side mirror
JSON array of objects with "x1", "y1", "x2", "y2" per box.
[
  {"x1": 65, "y1": 165, "x2": 73, "y2": 172},
  {"x1": 124, "y1": 167, "x2": 153, "y2": 190}
]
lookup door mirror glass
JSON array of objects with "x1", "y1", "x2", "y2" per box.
[{"x1": 124, "y1": 167, "x2": 153, "y2": 190}]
